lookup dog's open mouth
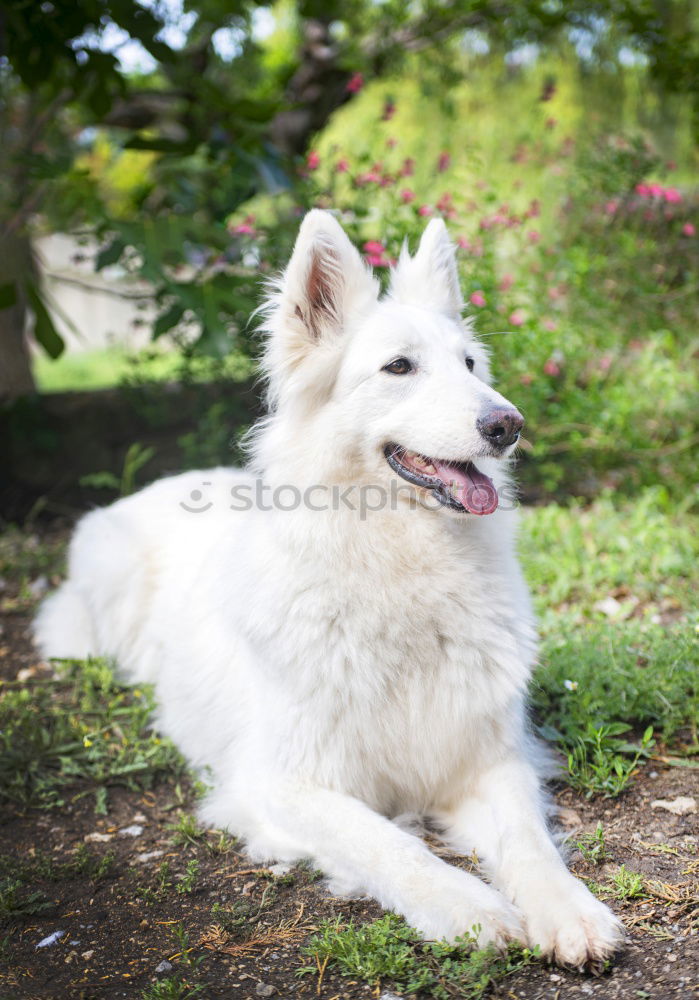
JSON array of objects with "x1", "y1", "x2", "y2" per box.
[{"x1": 384, "y1": 444, "x2": 498, "y2": 515}]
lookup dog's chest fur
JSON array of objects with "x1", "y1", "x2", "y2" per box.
[{"x1": 230, "y1": 507, "x2": 534, "y2": 811}]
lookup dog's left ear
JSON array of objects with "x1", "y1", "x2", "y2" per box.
[{"x1": 389, "y1": 218, "x2": 463, "y2": 318}]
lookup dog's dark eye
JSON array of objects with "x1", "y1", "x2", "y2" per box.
[
  {"x1": 382, "y1": 357, "x2": 414, "y2": 375},
  {"x1": 465, "y1": 356, "x2": 475, "y2": 372}
]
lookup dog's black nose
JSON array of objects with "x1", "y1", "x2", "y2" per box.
[{"x1": 477, "y1": 407, "x2": 524, "y2": 449}]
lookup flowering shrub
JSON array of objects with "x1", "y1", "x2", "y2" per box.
[{"x1": 222, "y1": 121, "x2": 696, "y2": 502}]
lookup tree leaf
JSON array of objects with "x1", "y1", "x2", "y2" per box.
[
  {"x1": 25, "y1": 282, "x2": 64, "y2": 359},
  {"x1": 96, "y1": 239, "x2": 126, "y2": 270}
]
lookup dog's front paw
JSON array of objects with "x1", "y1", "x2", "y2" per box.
[
  {"x1": 520, "y1": 875, "x2": 624, "y2": 970},
  {"x1": 406, "y1": 871, "x2": 525, "y2": 949}
]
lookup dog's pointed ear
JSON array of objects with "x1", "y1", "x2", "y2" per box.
[
  {"x1": 390, "y1": 218, "x2": 463, "y2": 317},
  {"x1": 279, "y1": 210, "x2": 379, "y2": 343}
]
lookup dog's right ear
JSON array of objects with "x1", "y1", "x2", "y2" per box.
[
  {"x1": 279, "y1": 210, "x2": 379, "y2": 346},
  {"x1": 260, "y1": 210, "x2": 379, "y2": 408}
]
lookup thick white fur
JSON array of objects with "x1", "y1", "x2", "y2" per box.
[{"x1": 35, "y1": 211, "x2": 623, "y2": 967}]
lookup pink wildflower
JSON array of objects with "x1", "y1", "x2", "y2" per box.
[
  {"x1": 456, "y1": 236, "x2": 470, "y2": 250},
  {"x1": 682, "y1": 222, "x2": 695, "y2": 236},
  {"x1": 400, "y1": 189, "x2": 415, "y2": 203},
  {"x1": 469, "y1": 291, "x2": 486, "y2": 307},
  {"x1": 418, "y1": 205, "x2": 433, "y2": 217},
  {"x1": 599, "y1": 354, "x2": 613, "y2": 372},
  {"x1": 543, "y1": 358, "x2": 560, "y2": 376},
  {"x1": 335, "y1": 158, "x2": 350, "y2": 173},
  {"x1": 365, "y1": 252, "x2": 390, "y2": 268},
  {"x1": 664, "y1": 187, "x2": 682, "y2": 204},
  {"x1": 509, "y1": 309, "x2": 525, "y2": 327},
  {"x1": 528, "y1": 230, "x2": 541, "y2": 244},
  {"x1": 400, "y1": 158, "x2": 415, "y2": 177},
  {"x1": 436, "y1": 193, "x2": 456, "y2": 218},
  {"x1": 230, "y1": 214, "x2": 256, "y2": 236},
  {"x1": 437, "y1": 151, "x2": 451, "y2": 173},
  {"x1": 542, "y1": 318, "x2": 557, "y2": 332},
  {"x1": 382, "y1": 100, "x2": 396, "y2": 122},
  {"x1": 526, "y1": 199, "x2": 541, "y2": 218},
  {"x1": 346, "y1": 72, "x2": 364, "y2": 93},
  {"x1": 363, "y1": 240, "x2": 386, "y2": 255},
  {"x1": 520, "y1": 373, "x2": 534, "y2": 386},
  {"x1": 498, "y1": 274, "x2": 514, "y2": 292},
  {"x1": 604, "y1": 200, "x2": 619, "y2": 215},
  {"x1": 306, "y1": 150, "x2": 320, "y2": 170},
  {"x1": 635, "y1": 183, "x2": 650, "y2": 197}
]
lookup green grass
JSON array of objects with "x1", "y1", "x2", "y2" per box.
[
  {"x1": 298, "y1": 914, "x2": 537, "y2": 998},
  {"x1": 588, "y1": 865, "x2": 647, "y2": 902},
  {"x1": 520, "y1": 487, "x2": 699, "y2": 632},
  {"x1": 577, "y1": 823, "x2": 609, "y2": 865},
  {"x1": 520, "y1": 488, "x2": 699, "y2": 795},
  {"x1": 141, "y1": 977, "x2": 203, "y2": 1000},
  {"x1": 33, "y1": 346, "x2": 255, "y2": 394},
  {"x1": 0, "y1": 658, "x2": 184, "y2": 811},
  {"x1": 33, "y1": 347, "x2": 144, "y2": 392}
]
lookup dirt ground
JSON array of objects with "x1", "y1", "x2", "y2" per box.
[{"x1": 0, "y1": 556, "x2": 697, "y2": 1000}]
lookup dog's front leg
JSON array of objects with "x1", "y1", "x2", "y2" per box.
[
  {"x1": 437, "y1": 757, "x2": 624, "y2": 968},
  {"x1": 256, "y1": 781, "x2": 524, "y2": 947}
]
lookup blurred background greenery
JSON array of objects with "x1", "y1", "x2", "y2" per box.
[{"x1": 1, "y1": 0, "x2": 697, "y2": 513}]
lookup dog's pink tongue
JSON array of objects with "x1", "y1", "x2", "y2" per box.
[{"x1": 432, "y1": 460, "x2": 498, "y2": 515}]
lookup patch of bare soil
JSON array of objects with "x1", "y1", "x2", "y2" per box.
[{"x1": 0, "y1": 580, "x2": 697, "y2": 1000}]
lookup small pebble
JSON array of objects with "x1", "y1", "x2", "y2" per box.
[
  {"x1": 36, "y1": 930, "x2": 65, "y2": 949},
  {"x1": 155, "y1": 960, "x2": 173, "y2": 974},
  {"x1": 118, "y1": 824, "x2": 144, "y2": 837},
  {"x1": 81, "y1": 950, "x2": 94, "y2": 960},
  {"x1": 135, "y1": 850, "x2": 164, "y2": 864},
  {"x1": 268, "y1": 863, "x2": 291, "y2": 877},
  {"x1": 256, "y1": 984, "x2": 275, "y2": 997},
  {"x1": 84, "y1": 832, "x2": 113, "y2": 844},
  {"x1": 651, "y1": 796, "x2": 696, "y2": 816}
]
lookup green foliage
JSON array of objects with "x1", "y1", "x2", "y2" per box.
[
  {"x1": 80, "y1": 441, "x2": 156, "y2": 497},
  {"x1": 520, "y1": 489, "x2": 699, "y2": 632},
  {"x1": 522, "y1": 492, "x2": 698, "y2": 796},
  {"x1": 533, "y1": 625, "x2": 698, "y2": 749},
  {"x1": 577, "y1": 823, "x2": 609, "y2": 865},
  {"x1": 299, "y1": 914, "x2": 537, "y2": 998},
  {"x1": 0, "y1": 846, "x2": 116, "y2": 927},
  {"x1": 0, "y1": 880, "x2": 51, "y2": 924},
  {"x1": 141, "y1": 976, "x2": 203, "y2": 1000},
  {"x1": 610, "y1": 865, "x2": 646, "y2": 900},
  {"x1": 0, "y1": 659, "x2": 184, "y2": 810},
  {"x1": 176, "y1": 860, "x2": 201, "y2": 895},
  {"x1": 565, "y1": 722, "x2": 654, "y2": 799},
  {"x1": 588, "y1": 865, "x2": 647, "y2": 902},
  {"x1": 168, "y1": 813, "x2": 205, "y2": 849}
]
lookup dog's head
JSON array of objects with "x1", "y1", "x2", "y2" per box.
[{"x1": 257, "y1": 209, "x2": 523, "y2": 516}]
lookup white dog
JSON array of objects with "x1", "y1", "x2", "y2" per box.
[{"x1": 35, "y1": 210, "x2": 623, "y2": 967}]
